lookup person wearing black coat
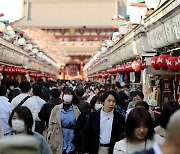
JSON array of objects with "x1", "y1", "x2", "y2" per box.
[
  {"x1": 8, "y1": 80, "x2": 20, "y2": 102},
  {"x1": 38, "y1": 88, "x2": 62, "y2": 127},
  {"x1": 81, "y1": 91, "x2": 125, "y2": 154}
]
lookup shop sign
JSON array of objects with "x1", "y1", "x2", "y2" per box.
[
  {"x1": 164, "y1": 13, "x2": 180, "y2": 44},
  {"x1": 147, "y1": 24, "x2": 170, "y2": 48}
]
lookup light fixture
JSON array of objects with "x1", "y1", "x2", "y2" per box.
[
  {"x1": 0, "y1": 22, "x2": 6, "y2": 32},
  {"x1": 106, "y1": 40, "x2": 113, "y2": 47},
  {"x1": 119, "y1": 26, "x2": 128, "y2": 35},
  {"x1": 18, "y1": 38, "x2": 26, "y2": 45},
  {"x1": 145, "y1": 0, "x2": 160, "y2": 9}
]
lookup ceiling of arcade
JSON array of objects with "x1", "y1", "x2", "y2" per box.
[{"x1": 15, "y1": 0, "x2": 118, "y2": 67}]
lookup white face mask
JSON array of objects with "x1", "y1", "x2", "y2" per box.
[
  {"x1": 63, "y1": 95, "x2": 73, "y2": 104},
  {"x1": 12, "y1": 119, "x2": 25, "y2": 133},
  {"x1": 95, "y1": 104, "x2": 103, "y2": 110}
]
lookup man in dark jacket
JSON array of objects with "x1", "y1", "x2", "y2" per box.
[
  {"x1": 82, "y1": 91, "x2": 125, "y2": 154},
  {"x1": 8, "y1": 80, "x2": 20, "y2": 102},
  {"x1": 75, "y1": 87, "x2": 89, "y2": 113},
  {"x1": 38, "y1": 88, "x2": 62, "y2": 127}
]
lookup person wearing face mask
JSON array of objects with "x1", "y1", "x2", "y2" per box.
[
  {"x1": 8, "y1": 106, "x2": 53, "y2": 154},
  {"x1": 47, "y1": 88, "x2": 81, "y2": 154},
  {"x1": 73, "y1": 96, "x2": 102, "y2": 153}
]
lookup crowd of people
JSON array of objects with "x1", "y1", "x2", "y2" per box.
[{"x1": 0, "y1": 78, "x2": 180, "y2": 154}]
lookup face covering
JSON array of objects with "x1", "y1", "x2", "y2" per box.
[
  {"x1": 63, "y1": 95, "x2": 73, "y2": 104},
  {"x1": 12, "y1": 119, "x2": 25, "y2": 133},
  {"x1": 95, "y1": 104, "x2": 103, "y2": 110}
]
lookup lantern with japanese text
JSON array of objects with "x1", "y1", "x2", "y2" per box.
[
  {"x1": 126, "y1": 62, "x2": 133, "y2": 72},
  {"x1": 0, "y1": 66, "x2": 4, "y2": 73},
  {"x1": 157, "y1": 54, "x2": 170, "y2": 68},
  {"x1": 121, "y1": 64, "x2": 126, "y2": 73},
  {"x1": 132, "y1": 60, "x2": 146, "y2": 71},
  {"x1": 167, "y1": 56, "x2": 179, "y2": 71},
  {"x1": 151, "y1": 56, "x2": 160, "y2": 69},
  {"x1": 117, "y1": 65, "x2": 122, "y2": 73}
]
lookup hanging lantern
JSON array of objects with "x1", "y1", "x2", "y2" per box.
[
  {"x1": 167, "y1": 56, "x2": 179, "y2": 71},
  {"x1": 0, "y1": 22, "x2": 6, "y2": 32},
  {"x1": 132, "y1": 61, "x2": 139, "y2": 71},
  {"x1": 121, "y1": 64, "x2": 126, "y2": 73},
  {"x1": 0, "y1": 66, "x2": 4, "y2": 73},
  {"x1": 18, "y1": 38, "x2": 26, "y2": 46},
  {"x1": 7, "y1": 30, "x2": 16, "y2": 38},
  {"x1": 101, "y1": 46, "x2": 108, "y2": 53},
  {"x1": 119, "y1": 26, "x2": 128, "y2": 35},
  {"x1": 3, "y1": 66, "x2": 13, "y2": 74},
  {"x1": 32, "y1": 48, "x2": 39, "y2": 54},
  {"x1": 26, "y1": 44, "x2": 33, "y2": 50},
  {"x1": 151, "y1": 56, "x2": 160, "y2": 69},
  {"x1": 103, "y1": 72, "x2": 109, "y2": 78},
  {"x1": 132, "y1": 60, "x2": 146, "y2": 71},
  {"x1": 106, "y1": 40, "x2": 113, "y2": 47},
  {"x1": 125, "y1": 63, "x2": 133, "y2": 72},
  {"x1": 117, "y1": 65, "x2": 122, "y2": 73},
  {"x1": 157, "y1": 54, "x2": 170, "y2": 68}
]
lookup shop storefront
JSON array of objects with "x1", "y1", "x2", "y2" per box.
[{"x1": 143, "y1": 0, "x2": 180, "y2": 107}]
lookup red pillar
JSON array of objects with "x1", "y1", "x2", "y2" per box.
[
  {"x1": 61, "y1": 66, "x2": 65, "y2": 80},
  {"x1": 80, "y1": 62, "x2": 84, "y2": 80}
]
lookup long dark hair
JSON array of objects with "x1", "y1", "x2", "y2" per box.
[{"x1": 125, "y1": 107, "x2": 154, "y2": 142}]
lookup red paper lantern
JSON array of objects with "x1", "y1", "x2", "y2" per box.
[
  {"x1": 117, "y1": 65, "x2": 122, "y2": 73},
  {"x1": 167, "y1": 56, "x2": 179, "y2": 71},
  {"x1": 126, "y1": 62, "x2": 133, "y2": 72},
  {"x1": 104, "y1": 72, "x2": 109, "y2": 78},
  {"x1": 0, "y1": 66, "x2": 4, "y2": 73},
  {"x1": 151, "y1": 56, "x2": 159, "y2": 69},
  {"x1": 121, "y1": 64, "x2": 125, "y2": 73},
  {"x1": 132, "y1": 60, "x2": 141, "y2": 71},
  {"x1": 157, "y1": 54, "x2": 170, "y2": 68},
  {"x1": 132, "y1": 60, "x2": 146, "y2": 71},
  {"x1": 3, "y1": 66, "x2": 13, "y2": 74}
]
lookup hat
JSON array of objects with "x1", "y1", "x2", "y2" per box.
[{"x1": 147, "y1": 99, "x2": 157, "y2": 107}]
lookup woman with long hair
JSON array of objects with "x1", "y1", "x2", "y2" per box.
[{"x1": 114, "y1": 107, "x2": 164, "y2": 154}]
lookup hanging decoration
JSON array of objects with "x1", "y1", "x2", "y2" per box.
[
  {"x1": 157, "y1": 54, "x2": 170, "y2": 69},
  {"x1": 167, "y1": 56, "x2": 179, "y2": 71}
]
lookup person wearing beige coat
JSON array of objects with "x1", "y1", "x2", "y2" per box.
[{"x1": 47, "y1": 88, "x2": 81, "y2": 154}]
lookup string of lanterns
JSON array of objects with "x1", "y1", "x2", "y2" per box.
[
  {"x1": 0, "y1": 21, "x2": 58, "y2": 69},
  {"x1": 88, "y1": 59, "x2": 146, "y2": 78},
  {"x1": 0, "y1": 65, "x2": 56, "y2": 78},
  {"x1": 151, "y1": 54, "x2": 180, "y2": 71}
]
